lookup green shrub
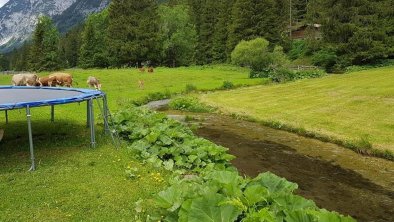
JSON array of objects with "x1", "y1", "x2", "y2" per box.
[
  {"x1": 231, "y1": 38, "x2": 289, "y2": 78},
  {"x1": 113, "y1": 107, "x2": 234, "y2": 173},
  {"x1": 169, "y1": 97, "x2": 214, "y2": 113},
  {"x1": 312, "y1": 48, "x2": 338, "y2": 73},
  {"x1": 148, "y1": 169, "x2": 355, "y2": 222},
  {"x1": 270, "y1": 69, "x2": 326, "y2": 83},
  {"x1": 185, "y1": 84, "x2": 197, "y2": 93},
  {"x1": 249, "y1": 69, "x2": 271, "y2": 78},
  {"x1": 270, "y1": 68, "x2": 296, "y2": 83},
  {"x1": 132, "y1": 90, "x2": 172, "y2": 106},
  {"x1": 221, "y1": 80, "x2": 235, "y2": 89},
  {"x1": 288, "y1": 40, "x2": 307, "y2": 60}
]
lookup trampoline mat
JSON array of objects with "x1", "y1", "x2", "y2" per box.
[{"x1": 0, "y1": 87, "x2": 103, "y2": 110}]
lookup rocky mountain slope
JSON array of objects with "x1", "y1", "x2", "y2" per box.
[{"x1": 0, "y1": 0, "x2": 110, "y2": 52}]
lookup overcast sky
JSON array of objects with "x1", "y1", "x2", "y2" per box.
[{"x1": 0, "y1": 0, "x2": 9, "y2": 8}]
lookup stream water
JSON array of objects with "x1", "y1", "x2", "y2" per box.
[{"x1": 165, "y1": 112, "x2": 394, "y2": 222}]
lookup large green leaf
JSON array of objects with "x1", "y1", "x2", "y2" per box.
[
  {"x1": 273, "y1": 195, "x2": 316, "y2": 212},
  {"x1": 251, "y1": 172, "x2": 298, "y2": 194},
  {"x1": 243, "y1": 184, "x2": 268, "y2": 206},
  {"x1": 155, "y1": 186, "x2": 184, "y2": 212},
  {"x1": 208, "y1": 170, "x2": 242, "y2": 197},
  {"x1": 309, "y1": 209, "x2": 356, "y2": 222},
  {"x1": 285, "y1": 210, "x2": 315, "y2": 222},
  {"x1": 179, "y1": 193, "x2": 242, "y2": 222}
]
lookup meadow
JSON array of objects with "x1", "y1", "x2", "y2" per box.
[
  {"x1": 0, "y1": 65, "x2": 262, "y2": 221},
  {"x1": 200, "y1": 66, "x2": 394, "y2": 158}
]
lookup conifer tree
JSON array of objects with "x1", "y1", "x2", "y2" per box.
[
  {"x1": 59, "y1": 25, "x2": 83, "y2": 68},
  {"x1": 212, "y1": 0, "x2": 234, "y2": 62},
  {"x1": 195, "y1": 0, "x2": 218, "y2": 64},
  {"x1": 29, "y1": 16, "x2": 61, "y2": 71},
  {"x1": 318, "y1": 0, "x2": 392, "y2": 65},
  {"x1": 227, "y1": 0, "x2": 288, "y2": 54},
  {"x1": 159, "y1": 4, "x2": 197, "y2": 67},
  {"x1": 107, "y1": 0, "x2": 161, "y2": 67},
  {"x1": 79, "y1": 10, "x2": 109, "y2": 68}
]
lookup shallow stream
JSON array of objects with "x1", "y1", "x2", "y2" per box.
[{"x1": 166, "y1": 111, "x2": 394, "y2": 222}]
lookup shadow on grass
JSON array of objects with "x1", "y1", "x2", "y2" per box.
[{"x1": 0, "y1": 119, "x2": 109, "y2": 172}]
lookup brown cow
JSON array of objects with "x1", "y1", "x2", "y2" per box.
[
  {"x1": 49, "y1": 72, "x2": 73, "y2": 87},
  {"x1": 148, "y1": 67, "x2": 154, "y2": 73},
  {"x1": 38, "y1": 76, "x2": 57, "y2": 87},
  {"x1": 138, "y1": 67, "x2": 146, "y2": 73}
]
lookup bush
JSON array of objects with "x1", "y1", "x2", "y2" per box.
[
  {"x1": 231, "y1": 38, "x2": 289, "y2": 78},
  {"x1": 132, "y1": 90, "x2": 172, "y2": 106},
  {"x1": 169, "y1": 97, "x2": 214, "y2": 113},
  {"x1": 149, "y1": 169, "x2": 355, "y2": 222},
  {"x1": 113, "y1": 107, "x2": 234, "y2": 173},
  {"x1": 249, "y1": 69, "x2": 271, "y2": 78},
  {"x1": 221, "y1": 81, "x2": 235, "y2": 89},
  {"x1": 270, "y1": 69, "x2": 326, "y2": 83},
  {"x1": 270, "y1": 68, "x2": 296, "y2": 83},
  {"x1": 288, "y1": 40, "x2": 307, "y2": 60},
  {"x1": 312, "y1": 48, "x2": 338, "y2": 73}
]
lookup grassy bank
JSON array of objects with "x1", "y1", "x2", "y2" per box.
[
  {"x1": 200, "y1": 66, "x2": 394, "y2": 159},
  {"x1": 0, "y1": 65, "x2": 261, "y2": 220}
]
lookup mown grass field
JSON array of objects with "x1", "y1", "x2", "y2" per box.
[
  {"x1": 200, "y1": 66, "x2": 394, "y2": 157},
  {"x1": 0, "y1": 65, "x2": 261, "y2": 221}
]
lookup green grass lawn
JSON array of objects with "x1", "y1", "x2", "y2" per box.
[
  {"x1": 0, "y1": 65, "x2": 261, "y2": 221},
  {"x1": 200, "y1": 66, "x2": 394, "y2": 156}
]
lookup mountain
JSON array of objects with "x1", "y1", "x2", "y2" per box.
[
  {"x1": 0, "y1": 0, "x2": 110, "y2": 53},
  {"x1": 53, "y1": 0, "x2": 110, "y2": 33}
]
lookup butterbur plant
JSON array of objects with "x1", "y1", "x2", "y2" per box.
[
  {"x1": 113, "y1": 107, "x2": 355, "y2": 222},
  {"x1": 148, "y1": 170, "x2": 355, "y2": 222},
  {"x1": 113, "y1": 107, "x2": 234, "y2": 173}
]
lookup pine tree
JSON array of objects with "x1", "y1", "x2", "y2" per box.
[
  {"x1": 194, "y1": 0, "x2": 218, "y2": 64},
  {"x1": 159, "y1": 4, "x2": 197, "y2": 67},
  {"x1": 107, "y1": 0, "x2": 161, "y2": 67},
  {"x1": 318, "y1": 0, "x2": 392, "y2": 65},
  {"x1": 79, "y1": 10, "x2": 109, "y2": 68},
  {"x1": 59, "y1": 25, "x2": 83, "y2": 68},
  {"x1": 212, "y1": 0, "x2": 234, "y2": 62},
  {"x1": 29, "y1": 16, "x2": 61, "y2": 71},
  {"x1": 227, "y1": 0, "x2": 289, "y2": 55}
]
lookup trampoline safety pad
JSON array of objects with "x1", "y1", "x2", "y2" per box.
[{"x1": 0, "y1": 86, "x2": 104, "y2": 110}]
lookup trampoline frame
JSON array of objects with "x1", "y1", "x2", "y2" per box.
[{"x1": 0, "y1": 86, "x2": 109, "y2": 171}]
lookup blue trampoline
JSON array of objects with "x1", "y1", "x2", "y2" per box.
[{"x1": 0, "y1": 86, "x2": 110, "y2": 171}]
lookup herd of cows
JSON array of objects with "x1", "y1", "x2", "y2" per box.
[{"x1": 10, "y1": 73, "x2": 101, "y2": 90}]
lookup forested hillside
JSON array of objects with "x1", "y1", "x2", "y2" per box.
[{"x1": 0, "y1": 0, "x2": 392, "y2": 72}]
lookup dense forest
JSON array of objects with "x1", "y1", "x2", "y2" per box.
[{"x1": 0, "y1": 0, "x2": 393, "y2": 73}]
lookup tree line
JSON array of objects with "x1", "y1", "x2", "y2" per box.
[{"x1": 0, "y1": 0, "x2": 392, "y2": 73}]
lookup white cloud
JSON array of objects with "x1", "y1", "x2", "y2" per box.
[{"x1": 0, "y1": 0, "x2": 9, "y2": 8}]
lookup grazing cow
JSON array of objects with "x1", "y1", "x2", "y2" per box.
[
  {"x1": 38, "y1": 76, "x2": 57, "y2": 87},
  {"x1": 138, "y1": 67, "x2": 146, "y2": 73},
  {"x1": 138, "y1": 80, "x2": 144, "y2": 89},
  {"x1": 11, "y1": 73, "x2": 39, "y2": 86},
  {"x1": 148, "y1": 67, "x2": 154, "y2": 73},
  {"x1": 87, "y1": 76, "x2": 101, "y2": 90},
  {"x1": 49, "y1": 72, "x2": 73, "y2": 87}
]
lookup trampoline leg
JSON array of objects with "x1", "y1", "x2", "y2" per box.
[
  {"x1": 5, "y1": 110, "x2": 8, "y2": 124},
  {"x1": 26, "y1": 106, "x2": 35, "y2": 171},
  {"x1": 89, "y1": 99, "x2": 96, "y2": 148},
  {"x1": 103, "y1": 96, "x2": 109, "y2": 134},
  {"x1": 51, "y1": 105, "x2": 54, "y2": 123},
  {"x1": 86, "y1": 101, "x2": 90, "y2": 128}
]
